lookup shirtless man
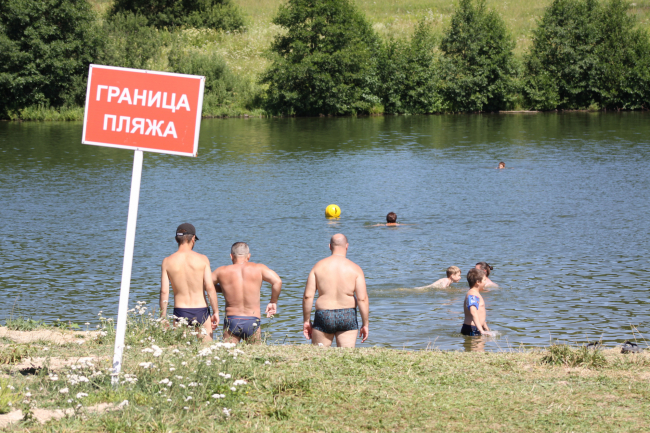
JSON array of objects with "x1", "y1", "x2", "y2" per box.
[
  {"x1": 160, "y1": 223, "x2": 219, "y2": 342},
  {"x1": 302, "y1": 234, "x2": 369, "y2": 347},
  {"x1": 372, "y1": 212, "x2": 400, "y2": 227},
  {"x1": 461, "y1": 268, "x2": 490, "y2": 336},
  {"x1": 212, "y1": 242, "x2": 282, "y2": 344},
  {"x1": 475, "y1": 262, "x2": 498, "y2": 288}
]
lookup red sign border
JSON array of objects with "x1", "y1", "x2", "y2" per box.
[{"x1": 81, "y1": 64, "x2": 205, "y2": 157}]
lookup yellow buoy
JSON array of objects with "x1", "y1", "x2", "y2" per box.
[{"x1": 325, "y1": 204, "x2": 341, "y2": 218}]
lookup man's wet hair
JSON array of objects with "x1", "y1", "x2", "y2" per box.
[
  {"x1": 330, "y1": 233, "x2": 348, "y2": 247},
  {"x1": 476, "y1": 262, "x2": 493, "y2": 277},
  {"x1": 175, "y1": 234, "x2": 195, "y2": 245},
  {"x1": 386, "y1": 212, "x2": 397, "y2": 223},
  {"x1": 231, "y1": 242, "x2": 250, "y2": 256},
  {"x1": 467, "y1": 268, "x2": 485, "y2": 288},
  {"x1": 446, "y1": 266, "x2": 460, "y2": 278}
]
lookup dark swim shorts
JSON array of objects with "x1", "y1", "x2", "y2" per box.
[
  {"x1": 224, "y1": 316, "x2": 261, "y2": 339},
  {"x1": 173, "y1": 307, "x2": 211, "y2": 325},
  {"x1": 312, "y1": 308, "x2": 359, "y2": 334},
  {"x1": 461, "y1": 324, "x2": 481, "y2": 336}
]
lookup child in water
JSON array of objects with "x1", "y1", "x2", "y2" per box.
[
  {"x1": 498, "y1": 161, "x2": 506, "y2": 169},
  {"x1": 475, "y1": 262, "x2": 498, "y2": 288},
  {"x1": 430, "y1": 266, "x2": 461, "y2": 288},
  {"x1": 461, "y1": 268, "x2": 490, "y2": 336}
]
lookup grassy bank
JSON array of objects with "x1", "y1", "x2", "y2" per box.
[
  {"x1": 11, "y1": 0, "x2": 650, "y2": 121},
  {"x1": 1, "y1": 310, "x2": 649, "y2": 431}
]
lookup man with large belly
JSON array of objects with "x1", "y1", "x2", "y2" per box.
[
  {"x1": 212, "y1": 242, "x2": 282, "y2": 344},
  {"x1": 160, "y1": 223, "x2": 220, "y2": 342},
  {"x1": 302, "y1": 233, "x2": 369, "y2": 348}
]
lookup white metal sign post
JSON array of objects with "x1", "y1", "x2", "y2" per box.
[
  {"x1": 111, "y1": 150, "x2": 143, "y2": 385},
  {"x1": 82, "y1": 65, "x2": 205, "y2": 385}
]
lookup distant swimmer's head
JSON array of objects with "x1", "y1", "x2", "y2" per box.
[
  {"x1": 175, "y1": 223, "x2": 198, "y2": 247},
  {"x1": 446, "y1": 266, "x2": 461, "y2": 282},
  {"x1": 498, "y1": 161, "x2": 505, "y2": 169},
  {"x1": 230, "y1": 242, "x2": 251, "y2": 262},
  {"x1": 467, "y1": 268, "x2": 486, "y2": 289},
  {"x1": 386, "y1": 212, "x2": 397, "y2": 224},
  {"x1": 475, "y1": 262, "x2": 493, "y2": 277},
  {"x1": 329, "y1": 233, "x2": 348, "y2": 254}
]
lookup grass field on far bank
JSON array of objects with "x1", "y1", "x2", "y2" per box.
[{"x1": 1, "y1": 310, "x2": 649, "y2": 432}]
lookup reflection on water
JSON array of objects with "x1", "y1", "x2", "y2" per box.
[{"x1": 1, "y1": 113, "x2": 649, "y2": 351}]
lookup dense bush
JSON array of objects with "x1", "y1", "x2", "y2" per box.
[
  {"x1": 109, "y1": 0, "x2": 245, "y2": 31},
  {"x1": 0, "y1": 0, "x2": 102, "y2": 118},
  {"x1": 523, "y1": 0, "x2": 650, "y2": 110},
  {"x1": 261, "y1": 0, "x2": 381, "y2": 116},
  {"x1": 377, "y1": 20, "x2": 443, "y2": 114},
  {"x1": 99, "y1": 12, "x2": 164, "y2": 70},
  {"x1": 438, "y1": 0, "x2": 518, "y2": 112}
]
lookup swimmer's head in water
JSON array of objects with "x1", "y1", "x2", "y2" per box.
[
  {"x1": 175, "y1": 223, "x2": 198, "y2": 245},
  {"x1": 498, "y1": 162, "x2": 505, "y2": 169},
  {"x1": 329, "y1": 233, "x2": 348, "y2": 250},
  {"x1": 475, "y1": 262, "x2": 493, "y2": 277},
  {"x1": 446, "y1": 266, "x2": 461, "y2": 281},
  {"x1": 467, "y1": 268, "x2": 485, "y2": 288},
  {"x1": 231, "y1": 242, "x2": 250, "y2": 256},
  {"x1": 386, "y1": 212, "x2": 397, "y2": 223}
]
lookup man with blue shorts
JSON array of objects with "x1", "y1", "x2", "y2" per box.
[{"x1": 212, "y1": 242, "x2": 282, "y2": 344}]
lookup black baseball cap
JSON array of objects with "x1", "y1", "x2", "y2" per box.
[{"x1": 176, "y1": 223, "x2": 199, "y2": 240}]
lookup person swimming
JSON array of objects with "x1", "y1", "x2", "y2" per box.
[
  {"x1": 498, "y1": 161, "x2": 506, "y2": 169},
  {"x1": 475, "y1": 262, "x2": 498, "y2": 288},
  {"x1": 422, "y1": 266, "x2": 461, "y2": 289},
  {"x1": 372, "y1": 212, "x2": 401, "y2": 227}
]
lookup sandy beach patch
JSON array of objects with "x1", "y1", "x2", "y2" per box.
[{"x1": 0, "y1": 327, "x2": 98, "y2": 345}]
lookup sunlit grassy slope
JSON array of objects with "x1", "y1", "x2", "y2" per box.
[{"x1": 90, "y1": 0, "x2": 650, "y2": 85}]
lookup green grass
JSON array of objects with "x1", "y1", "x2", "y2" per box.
[
  {"x1": 1, "y1": 307, "x2": 649, "y2": 432},
  {"x1": 10, "y1": 0, "x2": 650, "y2": 120}
]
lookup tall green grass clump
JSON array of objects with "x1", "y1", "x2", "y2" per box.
[
  {"x1": 0, "y1": 0, "x2": 103, "y2": 119},
  {"x1": 438, "y1": 0, "x2": 518, "y2": 112},
  {"x1": 262, "y1": 0, "x2": 381, "y2": 116},
  {"x1": 523, "y1": 0, "x2": 650, "y2": 110},
  {"x1": 378, "y1": 20, "x2": 443, "y2": 114},
  {"x1": 109, "y1": 0, "x2": 245, "y2": 31},
  {"x1": 541, "y1": 343, "x2": 608, "y2": 368}
]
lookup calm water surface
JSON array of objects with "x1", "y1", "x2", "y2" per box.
[{"x1": 1, "y1": 113, "x2": 649, "y2": 351}]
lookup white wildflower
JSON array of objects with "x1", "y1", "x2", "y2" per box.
[
  {"x1": 167, "y1": 382, "x2": 173, "y2": 387},
  {"x1": 60, "y1": 388, "x2": 69, "y2": 394},
  {"x1": 233, "y1": 380, "x2": 247, "y2": 386},
  {"x1": 212, "y1": 394, "x2": 226, "y2": 399},
  {"x1": 184, "y1": 396, "x2": 192, "y2": 401},
  {"x1": 67, "y1": 399, "x2": 72, "y2": 403},
  {"x1": 139, "y1": 362, "x2": 153, "y2": 368},
  {"x1": 222, "y1": 407, "x2": 231, "y2": 417},
  {"x1": 188, "y1": 382, "x2": 198, "y2": 387},
  {"x1": 172, "y1": 349, "x2": 180, "y2": 353},
  {"x1": 184, "y1": 406, "x2": 189, "y2": 410},
  {"x1": 167, "y1": 399, "x2": 172, "y2": 402},
  {"x1": 205, "y1": 360, "x2": 212, "y2": 366},
  {"x1": 198, "y1": 348, "x2": 212, "y2": 357},
  {"x1": 7, "y1": 385, "x2": 15, "y2": 390},
  {"x1": 25, "y1": 392, "x2": 32, "y2": 397},
  {"x1": 159, "y1": 378, "x2": 170, "y2": 384},
  {"x1": 179, "y1": 384, "x2": 186, "y2": 389},
  {"x1": 118, "y1": 400, "x2": 129, "y2": 408},
  {"x1": 230, "y1": 387, "x2": 236, "y2": 391},
  {"x1": 169, "y1": 367, "x2": 176, "y2": 371},
  {"x1": 175, "y1": 376, "x2": 183, "y2": 380},
  {"x1": 264, "y1": 361, "x2": 271, "y2": 365},
  {"x1": 76, "y1": 392, "x2": 88, "y2": 398},
  {"x1": 181, "y1": 362, "x2": 187, "y2": 366}
]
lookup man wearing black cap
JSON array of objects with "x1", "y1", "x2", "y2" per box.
[{"x1": 160, "y1": 223, "x2": 219, "y2": 341}]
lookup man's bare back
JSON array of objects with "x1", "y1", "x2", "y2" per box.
[
  {"x1": 160, "y1": 224, "x2": 219, "y2": 342},
  {"x1": 303, "y1": 233, "x2": 369, "y2": 348},
  {"x1": 212, "y1": 242, "x2": 281, "y2": 343}
]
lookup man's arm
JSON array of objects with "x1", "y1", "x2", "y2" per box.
[
  {"x1": 261, "y1": 265, "x2": 282, "y2": 318},
  {"x1": 211, "y1": 269, "x2": 222, "y2": 293},
  {"x1": 355, "y1": 269, "x2": 369, "y2": 343},
  {"x1": 302, "y1": 269, "x2": 317, "y2": 340},
  {"x1": 203, "y1": 260, "x2": 219, "y2": 329},
  {"x1": 160, "y1": 260, "x2": 170, "y2": 320}
]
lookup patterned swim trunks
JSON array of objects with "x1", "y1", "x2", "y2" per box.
[{"x1": 312, "y1": 308, "x2": 358, "y2": 334}]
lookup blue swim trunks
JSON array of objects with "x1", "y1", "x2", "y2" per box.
[
  {"x1": 224, "y1": 316, "x2": 261, "y2": 339},
  {"x1": 173, "y1": 307, "x2": 211, "y2": 326},
  {"x1": 312, "y1": 308, "x2": 358, "y2": 334},
  {"x1": 461, "y1": 324, "x2": 481, "y2": 336}
]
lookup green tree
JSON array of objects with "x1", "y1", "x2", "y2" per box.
[
  {"x1": 438, "y1": 0, "x2": 518, "y2": 112},
  {"x1": 109, "y1": 0, "x2": 245, "y2": 31},
  {"x1": 523, "y1": 0, "x2": 650, "y2": 110},
  {"x1": 0, "y1": 0, "x2": 102, "y2": 118},
  {"x1": 261, "y1": 0, "x2": 380, "y2": 116},
  {"x1": 99, "y1": 12, "x2": 163, "y2": 70},
  {"x1": 378, "y1": 20, "x2": 443, "y2": 114}
]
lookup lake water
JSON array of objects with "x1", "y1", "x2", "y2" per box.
[{"x1": 1, "y1": 113, "x2": 649, "y2": 351}]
